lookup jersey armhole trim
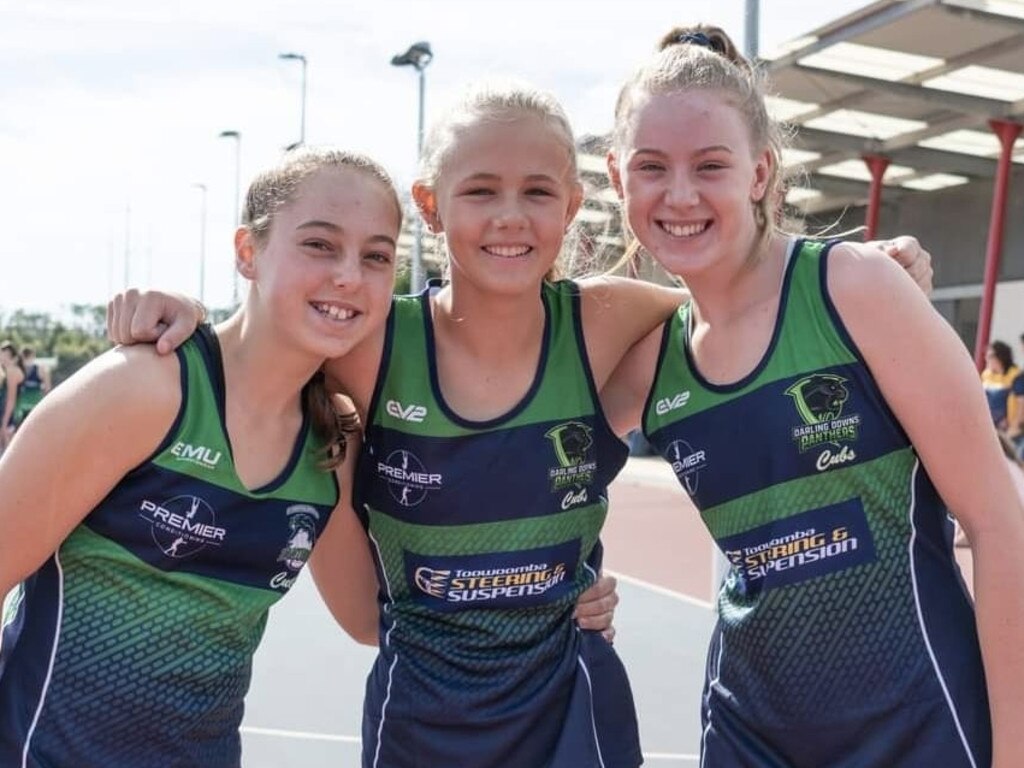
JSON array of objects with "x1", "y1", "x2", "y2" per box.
[
  {"x1": 568, "y1": 283, "x2": 624, "y2": 449},
  {"x1": 641, "y1": 317, "x2": 676, "y2": 439},
  {"x1": 818, "y1": 241, "x2": 872, "y2": 371},
  {"x1": 123, "y1": 341, "x2": 190, "y2": 479}
]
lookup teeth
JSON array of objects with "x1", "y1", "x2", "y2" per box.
[
  {"x1": 312, "y1": 302, "x2": 356, "y2": 321},
  {"x1": 485, "y1": 245, "x2": 531, "y2": 258},
  {"x1": 661, "y1": 221, "x2": 709, "y2": 238}
]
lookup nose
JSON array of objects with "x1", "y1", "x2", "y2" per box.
[
  {"x1": 493, "y1": 197, "x2": 528, "y2": 230},
  {"x1": 664, "y1": 170, "x2": 699, "y2": 207},
  {"x1": 331, "y1": 252, "x2": 364, "y2": 288}
]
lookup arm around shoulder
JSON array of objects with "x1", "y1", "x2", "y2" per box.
[
  {"x1": 308, "y1": 442, "x2": 380, "y2": 646},
  {"x1": 828, "y1": 242, "x2": 1024, "y2": 765},
  {"x1": 0, "y1": 346, "x2": 181, "y2": 596},
  {"x1": 576, "y1": 276, "x2": 687, "y2": 389}
]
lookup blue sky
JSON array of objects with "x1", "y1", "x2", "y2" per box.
[{"x1": 1, "y1": 0, "x2": 866, "y2": 315}]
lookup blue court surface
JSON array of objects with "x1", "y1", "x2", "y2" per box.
[{"x1": 241, "y1": 458, "x2": 718, "y2": 767}]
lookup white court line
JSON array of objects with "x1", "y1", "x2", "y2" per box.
[
  {"x1": 240, "y1": 726, "x2": 360, "y2": 744},
  {"x1": 605, "y1": 569, "x2": 716, "y2": 610},
  {"x1": 241, "y1": 726, "x2": 698, "y2": 762}
]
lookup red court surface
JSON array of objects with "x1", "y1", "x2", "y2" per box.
[{"x1": 603, "y1": 457, "x2": 717, "y2": 605}]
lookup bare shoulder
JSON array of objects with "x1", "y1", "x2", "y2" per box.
[
  {"x1": 576, "y1": 275, "x2": 687, "y2": 309},
  {"x1": 50, "y1": 344, "x2": 182, "y2": 429},
  {"x1": 826, "y1": 241, "x2": 914, "y2": 299}
]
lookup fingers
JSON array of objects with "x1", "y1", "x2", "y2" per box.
[
  {"x1": 600, "y1": 626, "x2": 616, "y2": 645},
  {"x1": 156, "y1": 315, "x2": 192, "y2": 355},
  {"x1": 107, "y1": 289, "x2": 141, "y2": 346},
  {"x1": 867, "y1": 235, "x2": 934, "y2": 295},
  {"x1": 107, "y1": 290, "x2": 198, "y2": 354},
  {"x1": 574, "y1": 573, "x2": 620, "y2": 634},
  {"x1": 888, "y1": 235, "x2": 933, "y2": 295}
]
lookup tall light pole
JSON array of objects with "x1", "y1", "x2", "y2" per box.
[
  {"x1": 278, "y1": 52, "x2": 308, "y2": 148},
  {"x1": 391, "y1": 41, "x2": 433, "y2": 293},
  {"x1": 744, "y1": 0, "x2": 760, "y2": 59},
  {"x1": 192, "y1": 183, "x2": 208, "y2": 304},
  {"x1": 218, "y1": 129, "x2": 241, "y2": 306}
]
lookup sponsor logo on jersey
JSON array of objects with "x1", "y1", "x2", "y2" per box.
[
  {"x1": 718, "y1": 499, "x2": 876, "y2": 597},
  {"x1": 655, "y1": 390, "x2": 691, "y2": 416},
  {"x1": 169, "y1": 441, "x2": 223, "y2": 469},
  {"x1": 139, "y1": 495, "x2": 225, "y2": 559},
  {"x1": 269, "y1": 504, "x2": 321, "y2": 590},
  {"x1": 545, "y1": 421, "x2": 597, "y2": 492},
  {"x1": 377, "y1": 449, "x2": 443, "y2": 507},
  {"x1": 405, "y1": 540, "x2": 580, "y2": 612},
  {"x1": 786, "y1": 374, "x2": 862, "y2": 458},
  {"x1": 385, "y1": 399, "x2": 427, "y2": 423},
  {"x1": 666, "y1": 439, "x2": 706, "y2": 496}
]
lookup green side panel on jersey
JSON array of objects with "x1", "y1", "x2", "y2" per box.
[
  {"x1": 61, "y1": 525, "x2": 279, "y2": 615},
  {"x1": 368, "y1": 504, "x2": 605, "y2": 566},
  {"x1": 48, "y1": 525, "x2": 278, "y2": 724},
  {"x1": 375, "y1": 282, "x2": 597, "y2": 437},
  {"x1": 151, "y1": 338, "x2": 336, "y2": 506},
  {"x1": 704, "y1": 448, "x2": 916, "y2": 538},
  {"x1": 648, "y1": 241, "x2": 859, "y2": 426}
]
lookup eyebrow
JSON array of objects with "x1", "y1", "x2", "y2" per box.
[
  {"x1": 296, "y1": 220, "x2": 396, "y2": 249},
  {"x1": 632, "y1": 145, "x2": 734, "y2": 157},
  {"x1": 458, "y1": 172, "x2": 561, "y2": 184}
]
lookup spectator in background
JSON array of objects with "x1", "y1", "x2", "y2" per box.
[
  {"x1": 1013, "y1": 334, "x2": 1024, "y2": 459},
  {"x1": 0, "y1": 343, "x2": 24, "y2": 450},
  {"x1": 13, "y1": 346, "x2": 51, "y2": 427},
  {"x1": 981, "y1": 340, "x2": 1020, "y2": 432},
  {"x1": 999, "y1": 431, "x2": 1024, "y2": 503}
]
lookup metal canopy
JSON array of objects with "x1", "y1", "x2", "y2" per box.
[{"x1": 766, "y1": 0, "x2": 1024, "y2": 215}]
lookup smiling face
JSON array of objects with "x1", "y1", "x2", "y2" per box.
[
  {"x1": 415, "y1": 113, "x2": 582, "y2": 298},
  {"x1": 239, "y1": 165, "x2": 399, "y2": 361},
  {"x1": 611, "y1": 89, "x2": 771, "y2": 280}
]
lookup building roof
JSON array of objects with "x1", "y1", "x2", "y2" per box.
[
  {"x1": 397, "y1": 0, "x2": 1024, "y2": 269},
  {"x1": 765, "y1": 0, "x2": 1024, "y2": 215}
]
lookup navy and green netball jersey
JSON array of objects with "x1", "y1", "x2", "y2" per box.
[
  {"x1": 0, "y1": 326, "x2": 338, "y2": 767},
  {"x1": 354, "y1": 280, "x2": 640, "y2": 768},
  {"x1": 15, "y1": 363, "x2": 44, "y2": 421},
  {"x1": 643, "y1": 240, "x2": 990, "y2": 768}
]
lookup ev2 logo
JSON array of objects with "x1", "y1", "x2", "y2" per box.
[
  {"x1": 386, "y1": 399, "x2": 427, "y2": 423},
  {"x1": 655, "y1": 391, "x2": 691, "y2": 416}
]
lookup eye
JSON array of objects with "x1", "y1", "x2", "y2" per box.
[
  {"x1": 698, "y1": 160, "x2": 728, "y2": 172},
  {"x1": 364, "y1": 250, "x2": 394, "y2": 265},
  {"x1": 636, "y1": 161, "x2": 665, "y2": 173},
  {"x1": 462, "y1": 187, "x2": 494, "y2": 197},
  {"x1": 525, "y1": 187, "x2": 556, "y2": 197},
  {"x1": 303, "y1": 239, "x2": 333, "y2": 252}
]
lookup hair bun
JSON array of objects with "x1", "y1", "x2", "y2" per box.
[{"x1": 669, "y1": 31, "x2": 724, "y2": 54}]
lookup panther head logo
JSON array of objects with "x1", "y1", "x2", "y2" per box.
[
  {"x1": 545, "y1": 421, "x2": 594, "y2": 467},
  {"x1": 785, "y1": 374, "x2": 849, "y2": 425}
]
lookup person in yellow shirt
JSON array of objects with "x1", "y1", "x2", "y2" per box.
[{"x1": 982, "y1": 340, "x2": 1020, "y2": 432}]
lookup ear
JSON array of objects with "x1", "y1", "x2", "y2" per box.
[
  {"x1": 750, "y1": 148, "x2": 773, "y2": 203},
  {"x1": 606, "y1": 152, "x2": 625, "y2": 201},
  {"x1": 412, "y1": 182, "x2": 442, "y2": 233},
  {"x1": 235, "y1": 227, "x2": 258, "y2": 281},
  {"x1": 565, "y1": 181, "x2": 584, "y2": 229}
]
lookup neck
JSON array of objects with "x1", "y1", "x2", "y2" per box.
[
  {"x1": 217, "y1": 312, "x2": 323, "y2": 417},
  {"x1": 685, "y1": 232, "x2": 789, "y2": 326},
  {"x1": 432, "y1": 279, "x2": 546, "y2": 360}
]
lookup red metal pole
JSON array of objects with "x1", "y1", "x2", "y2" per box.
[
  {"x1": 973, "y1": 119, "x2": 1023, "y2": 370},
  {"x1": 862, "y1": 154, "x2": 890, "y2": 240}
]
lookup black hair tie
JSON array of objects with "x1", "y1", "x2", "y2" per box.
[{"x1": 675, "y1": 31, "x2": 724, "y2": 54}]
